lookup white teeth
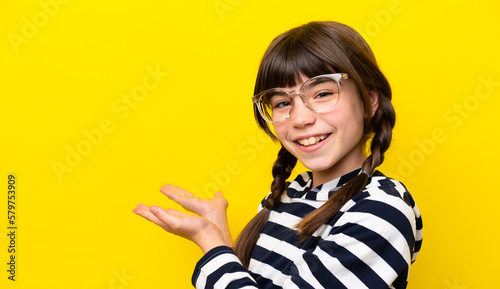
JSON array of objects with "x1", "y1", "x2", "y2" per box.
[{"x1": 297, "y1": 135, "x2": 328, "y2": 147}]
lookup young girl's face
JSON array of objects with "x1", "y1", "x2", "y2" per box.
[{"x1": 273, "y1": 76, "x2": 374, "y2": 180}]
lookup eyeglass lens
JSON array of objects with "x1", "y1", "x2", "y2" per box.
[{"x1": 259, "y1": 76, "x2": 340, "y2": 123}]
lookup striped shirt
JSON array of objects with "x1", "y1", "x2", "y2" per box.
[{"x1": 192, "y1": 169, "x2": 423, "y2": 289}]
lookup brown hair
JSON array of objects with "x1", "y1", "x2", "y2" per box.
[{"x1": 234, "y1": 21, "x2": 395, "y2": 267}]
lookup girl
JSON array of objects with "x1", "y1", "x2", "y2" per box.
[{"x1": 133, "y1": 21, "x2": 423, "y2": 288}]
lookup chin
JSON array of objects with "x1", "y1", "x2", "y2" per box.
[{"x1": 300, "y1": 160, "x2": 336, "y2": 173}]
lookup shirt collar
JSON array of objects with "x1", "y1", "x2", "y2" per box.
[{"x1": 286, "y1": 168, "x2": 362, "y2": 201}]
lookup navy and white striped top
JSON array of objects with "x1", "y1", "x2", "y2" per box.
[{"x1": 192, "y1": 169, "x2": 423, "y2": 289}]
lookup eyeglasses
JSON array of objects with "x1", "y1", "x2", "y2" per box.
[{"x1": 253, "y1": 73, "x2": 349, "y2": 124}]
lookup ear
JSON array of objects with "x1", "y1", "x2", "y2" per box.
[{"x1": 368, "y1": 90, "x2": 379, "y2": 117}]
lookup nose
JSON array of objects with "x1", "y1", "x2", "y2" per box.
[{"x1": 289, "y1": 94, "x2": 316, "y2": 127}]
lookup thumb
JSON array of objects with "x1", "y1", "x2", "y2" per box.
[{"x1": 214, "y1": 191, "x2": 223, "y2": 198}]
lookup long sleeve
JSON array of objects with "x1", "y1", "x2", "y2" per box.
[{"x1": 192, "y1": 246, "x2": 258, "y2": 289}]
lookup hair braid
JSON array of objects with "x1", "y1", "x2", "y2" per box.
[
  {"x1": 234, "y1": 146, "x2": 296, "y2": 267},
  {"x1": 266, "y1": 146, "x2": 297, "y2": 209},
  {"x1": 362, "y1": 93, "x2": 396, "y2": 174}
]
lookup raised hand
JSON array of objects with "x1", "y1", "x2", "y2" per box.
[
  {"x1": 133, "y1": 185, "x2": 233, "y2": 253},
  {"x1": 159, "y1": 184, "x2": 233, "y2": 247}
]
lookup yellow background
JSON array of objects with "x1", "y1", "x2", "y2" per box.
[{"x1": 1, "y1": 0, "x2": 499, "y2": 288}]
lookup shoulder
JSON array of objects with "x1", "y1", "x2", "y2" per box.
[
  {"x1": 340, "y1": 171, "x2": 417, "y2": 217},
  {"x1": 333, "y1": 171, "x2": 419, "y2": 241},
  {"x1": 332, "y1": 171, "x2": 423, "y2": 262}
]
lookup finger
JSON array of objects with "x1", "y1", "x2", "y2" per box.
[
  {"x1": 133, "y1": 204, "x2": 160, "y2": 223},
  {"x1": 174, "y1": 185, "x2": 195, "y2": 197},
  {"x1": 160, "y1": 186, "x2": 203, "y2": 214},
  {"x1": 136, "y1": 203, "x2": 150, "y2": 210},
  {"x1": 165, "y1": 208, "x2": 187, "y2": 216},
  {"x1": 213, "y1": 191, "x2": 229, "y2": 208},
  {"x1": 133, "y1": 204, "x2": 167, "y2": 229},
  {"x1": 160, "y1": 184, "x2": 195, "y2": 201},
  {"x1": 160, "y1": 184, "x2": 192, "y2": 197},
  {"x1": 149, "y1": 206, "x2": 189, "y2": 234},
  {"x1": 160, "y1": 184, "x2": 181, "y2": 201},
  {"x1": 160, "y1": 185, "x2": 186, "y2": 203}
]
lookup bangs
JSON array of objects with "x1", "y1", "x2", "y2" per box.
[{"x1": 255, "y1": 30, "x2": 340, "y2": 94}]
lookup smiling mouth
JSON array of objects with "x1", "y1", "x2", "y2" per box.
[{"x1": 296, "y1": 134, "x2": 329, "y2": 147}]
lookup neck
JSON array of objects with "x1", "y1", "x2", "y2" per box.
[{"x1": 311, "y1": 145, "x2": 367, "y2": 188}]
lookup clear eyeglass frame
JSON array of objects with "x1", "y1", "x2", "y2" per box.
[{"x1": 252, "y1": 73, "x2": 349, "y2": 124}]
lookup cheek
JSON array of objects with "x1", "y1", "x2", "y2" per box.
[
  {"x1": 325, "y1": 104, "x2": 366, "y2": 139},
  {"x1": 272, "y1": 124, "x2": 287, "y2": 142},
  {"x1": 341, "y1": 96, "x2": 366, "y2": 127},
  {"x1": 344, "y1": 112, "x2": 366, "y2": 137}
]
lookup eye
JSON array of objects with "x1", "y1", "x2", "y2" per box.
[
  {"x1": 268, "y1": 92, "x2": 291, "y2": 109},
  {"x1": 274, "y1": 100, "x2": 291, "y2": 109},
  {"x1": 313, "y1": 91, "x2": 335, "y2": 100}
]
